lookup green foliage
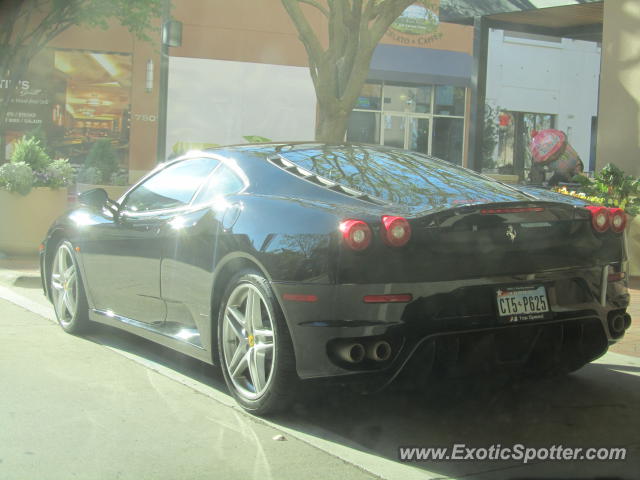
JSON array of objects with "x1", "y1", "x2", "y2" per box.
[
  {"x1": 10, "y1": 137, "x2": 51, "y2": 172},
  {"x1": 559, "y1": 163, "x2": 640, "y2": 215},
  {"x1": 73, "y1": 0, "x2": 164, "y2": 43},
  {"x1": 110, "y1": 170, "x2": 130, "y2": 186},
  {"x1": 1, "y1": 135, "x2": 73, "y2": 193},
  {"x1": 0, "y1": 161, "x2": 34, "y2": 195},
  {"x1": 45, "y1": 158, "x2": 75, "y2": 189},
  {"x1": 84, "y1": 139, "x2": 120, "y2": 184},
  {"x1": 77, "y1": 166, "x2": 102, "y2": 184},
  {"x1": 243, "y1": 136, "x2": 273, "y2": 144},
  {"x1": 482, "y1": 105, "x2": 499, "y2": 170},
  {"x1": 25, "y1": 125, "x2": 52, "y2": 156}
]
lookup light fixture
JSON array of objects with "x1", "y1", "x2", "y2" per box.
[
  {"x1": 146, "y1": 59, "x2": 154, "y2": 93},
  {"x1": 162, "y1": 20, "x2": 183, "y2": 47}
]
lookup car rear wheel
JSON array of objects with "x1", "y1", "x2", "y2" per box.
[
  {"x1": 50, "y1": 240, "x2": 90, "y2": 334},
  {"x1": 218, "y1": 270, "x2": 297, "y2": 415}
]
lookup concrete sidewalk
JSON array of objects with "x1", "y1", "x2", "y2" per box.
[{"x1": 1, "y1": 256, "x2": 639, "y2": 357}]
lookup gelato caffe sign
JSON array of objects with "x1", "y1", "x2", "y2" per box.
[{"x1": 387, "y1": 2, "x2": 442, "y2": 45}]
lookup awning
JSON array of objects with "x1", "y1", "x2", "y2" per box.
[{"x1": 369, "y1": 44, "x2": 473, "y2": 88}]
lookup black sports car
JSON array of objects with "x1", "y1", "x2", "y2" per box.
[{"x1": 40, "y1": 143, "x2": 632, "y2": 415}]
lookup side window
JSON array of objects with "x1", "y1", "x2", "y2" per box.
[
  {"x1": 193, "y1": 165, "x2": 245, "y2": 204},
  {"x1": 123, "y1": 157, "x2": 219, "y2": 213}
]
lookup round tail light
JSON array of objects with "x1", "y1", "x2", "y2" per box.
[
  {"x1": 609, "y1": 208, "x2": 627, "y2": 233},
  {"x1": 339, "y1": 219, "x2": 372, "y2": 251},
  {"x1": 586, "y1": 206, "x2": 610, "y2": 233},
  {"x1": 381, "y1": 215, "x2": 411, "y2": 247}
]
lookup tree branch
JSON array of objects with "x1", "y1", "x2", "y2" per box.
[
  {"x1": 281, "y1": 0, "x2": 325, "y2": 63},
  {"x1": 298, "y1": 0, "x2": 329, "y2": 17}
]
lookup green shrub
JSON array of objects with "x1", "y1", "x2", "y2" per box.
[
  {"x1": 11, "y1": 136, "x2": 51, "y2": 172},
  {"x1": 0, "y1": 161, "x2": 34, "y2": 195},
  {"x1": 85, "y1": 139, "x2": 119, "y2": 184},
  {"x1": 77, "y1": 166, "x2": 102, "y2": 184},
  {"x1": 45, "y1": 158, "x2": 75, "y2": 190},
  {"x1": 110, "y1": 170, "x2": 130, "y2": 186},
  {"x1": 570, "y1": 163, "x2": 640, "y2": 215}
]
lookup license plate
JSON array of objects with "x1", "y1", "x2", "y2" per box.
[{"x1": 496, "y1": 285, "x2": 550, "y2": 322}]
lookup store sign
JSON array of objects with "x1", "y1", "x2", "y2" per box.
[
  {"x1": 1, "y1": 78, "x2": 54, "y2": 127},
  {"x1": 386, "y1": 2, "x2": 442, "y2": 46}
]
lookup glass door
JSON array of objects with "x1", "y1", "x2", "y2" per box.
[
  {"x1": 383, "y1": 114, "x2": 430, "y2": 154},
  {"x1": 383, "y1": 114, "x2": 405, "y2": 149},
  {"x1": 409, "y1": 117, "x2": 430, "y2": 155}
]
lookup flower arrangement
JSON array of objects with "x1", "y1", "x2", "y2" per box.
[
  {"x1": 553, "y1": 163, "x2": 640, "y2": 216},
  {"x1": 0, "y1": 136, "x2": 74, "y2": 195}
]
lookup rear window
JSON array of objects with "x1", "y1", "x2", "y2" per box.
[{"x1": 279, "y1": 146, "x2": 520, "y2": 207}]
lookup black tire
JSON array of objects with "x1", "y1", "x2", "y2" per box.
[
  {"x1": 217, "y1": 269, "x2": 298, "y2": 415},
  {"x1": 49, "y1": 240, "x2": 91, "y2": 334}
]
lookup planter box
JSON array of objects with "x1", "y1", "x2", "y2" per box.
[
  {"x1": 76, "y1": 183, "x2": 129, "y2": 202},
  {"x1": 0, "y1": 187, "x2": 68, "y2": 256}
]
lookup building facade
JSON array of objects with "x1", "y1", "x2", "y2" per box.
[{"x1": 484, "y1": 29, "x2": 601, "y2": 179}]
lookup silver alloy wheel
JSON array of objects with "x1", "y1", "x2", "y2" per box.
[
  {"x1": 222, "y1": 283, "x2": 276, "y2": 400},
  {"x1": 50, "y1": 243, "x2": 79, "y2": 327}
]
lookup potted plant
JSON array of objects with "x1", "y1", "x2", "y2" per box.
[
  {"x1": 76, "y1": 139, "x2": 130, "y2": 200},
  {"x1": 0, "y1": 137, "x2": 74, "y2": 256},
  {"x1": 555, "y1": 163, "x2": 640, "y2": 275}
]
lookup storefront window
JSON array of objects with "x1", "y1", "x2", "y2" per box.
[
  {"x1": 384, "y1": 85, "x2": 431, "y2": 113},
  {"x1": 346, "y1": 111, "x2": 380, "y2": 144},
  {"x1": 489, "y1": 110, "x2": 556, "y2": 178},
  {"x1": 347, "y1": 81, "x2": 466, "y2": 165},
  {"x1": 354, "y1": 83, "x2": 383, "y2": 111},
  {"x1": 2, "y1": 48, "x2": 132, "y2": 183},
  {"x1": 434, "y1": 85, "x2": 465, "y2": 116},
  {"x1": 432, "y1": 117, "x2": 464, "y2": 164},
  {"x1": 54, "y1": 50, "x2": 132, "y2": 176}
]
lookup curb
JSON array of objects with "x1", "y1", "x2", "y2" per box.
[{"x1": 0, "y1": 271, "x2": 41, "y2": 289}]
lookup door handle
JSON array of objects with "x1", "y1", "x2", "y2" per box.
[{"x1": 222, "y1": 204, "x2": 242, "y2": 230}]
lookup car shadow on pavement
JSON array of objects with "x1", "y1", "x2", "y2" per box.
[{"x1": 77, "y1": 322, "x2": 640, "y2": 480}]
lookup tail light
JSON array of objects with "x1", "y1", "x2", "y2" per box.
[
  {"x1": 609, "y1": 208, "x2": 627, "y2": 233},
  {"x1": 339, "y1": 219, "x2": 372, "y2": 251},
  {"x1": 381, "y1": 215, "x2": 411, "y2": 247},
  {"x1": 585, "y1": 206, "x2": 610, "y2": 233}
]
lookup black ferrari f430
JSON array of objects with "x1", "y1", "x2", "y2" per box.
[{"x1": 40, "y1": 143, "x2": 632, "y2": 414}]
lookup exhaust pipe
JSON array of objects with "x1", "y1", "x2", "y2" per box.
[
  {"x1": 367, "y1": 340, "x2": 392, "y2": 362},
  {"x1": 608, "y1": 313, "x2": 626, "y2": 336},
  {"x1": 335, "y1": 342, "x2": 365, "y2": 363}
]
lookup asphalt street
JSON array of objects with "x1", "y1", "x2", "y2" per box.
[{"x1": 1, "y1": 274, "x2": 639, "y2": 480}]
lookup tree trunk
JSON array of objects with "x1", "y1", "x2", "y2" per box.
[{"x1": 316, "y1": 101, "x2": 350, "y2": 144}]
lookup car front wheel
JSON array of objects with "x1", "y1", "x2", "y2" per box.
[
  {"x1": 50, "y1": 240, "x2": 90, "y2": 334},
  {"x1": 218, "y1": 270, "x2": 298, "y2": 415}
]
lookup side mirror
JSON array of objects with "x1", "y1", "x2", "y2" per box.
[
  {"x1": 79, "y1": 188, "x2": 109, "y2": 210},
  {"x1": 79, "y1": 188, "x2": 121, "y2": 217}
]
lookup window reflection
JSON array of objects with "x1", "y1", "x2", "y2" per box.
[
  {"x1": 124, "y1": 157, "x2": 219, "y2": 212},
  {"x1": 282, "y1": 145, "x2": 516, "y2": 210}
]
